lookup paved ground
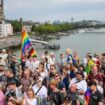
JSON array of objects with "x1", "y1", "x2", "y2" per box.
[{"x1": 0, "y1": 36, "x2": 21, "y2": 49}]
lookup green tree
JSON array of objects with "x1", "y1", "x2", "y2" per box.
[
  {"x1": 31, "y1": 25, "x2": 36, "y2": 32},
  {"x1": 33, "y1": 23, "x2": 75, "y2": 35},
  {"x1": 11, "y1": 20, "x2": 22, "y2": 33}
]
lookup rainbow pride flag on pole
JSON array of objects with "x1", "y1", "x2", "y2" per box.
[
  {"x1": 85, "y1": 88, "x2": 91, "y2": 105},
  {"x1": 21, "y1": 27, "x2": 37, "y2": 60}
]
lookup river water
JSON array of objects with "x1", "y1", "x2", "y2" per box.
[{"x1": 15, "y1": 28, "x2": 105, "y2": 59}]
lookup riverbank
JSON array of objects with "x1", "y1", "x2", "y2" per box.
[
  {"x1": 0, "y1": 28, "x2": 97, "y2": 49},
  {"x1": 0, "y1": 36, "x2": 21, "y2": 49},
  {"x1": 3, "y1": 27, "x2": 105, "y2": 58},
  {"x1": 0, "y1": 30, "x2": 72, "y2": 49}
]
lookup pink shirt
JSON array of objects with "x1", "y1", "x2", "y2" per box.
[{"x1": 0, "y1": 91, "x2": 5, "y2": 105}]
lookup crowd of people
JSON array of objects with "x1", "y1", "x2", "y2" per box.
[{"x1": 0, "y1": 48, "x2": 105, "y2": 105}]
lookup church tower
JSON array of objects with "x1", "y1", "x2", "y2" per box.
[
  {"x1": 0, "y1": 0, "x2": 4, "y2": 20},
  {"x1": 0, "y1": 0, "x2": 13, "y2": 37},
  {"x1": 0, "y1": 0, "x2": 6, "y2": 37}
]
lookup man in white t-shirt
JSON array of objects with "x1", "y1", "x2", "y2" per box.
[
  {"x1": 26, "y1": 56, "x2": 40, "y2": 73},
  {"x1": 69, "y1": 71, "x2": 87, "y2": 100},
  {"x1": 49, "y1": 52, "x2": 55, "y2": 65},
  {"x1": 0, "y1": 49, "x2": 8, "y2": 66},
  {"x1": 32, "y1": 77, "x2": 47, "y2": 98}
]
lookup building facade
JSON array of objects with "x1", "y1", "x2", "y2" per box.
[
  {"x1": 0, "y1": 0, "x2": 13, "y2": 37},
  {"x1": 0, "y1": 0, "x2": 4, "y2": 20}
]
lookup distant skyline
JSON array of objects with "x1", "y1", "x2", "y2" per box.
[{"x1": 4, "y1": 0, "x2": 105, "y2": 22}]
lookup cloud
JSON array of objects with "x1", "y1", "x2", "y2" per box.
[{"x1": 4, "y1": 0, "x2": 105, "y2": 22}]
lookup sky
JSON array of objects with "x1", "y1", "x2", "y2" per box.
[{"x1": 4, "y1": 0, "x2": 105, "y2": 22}]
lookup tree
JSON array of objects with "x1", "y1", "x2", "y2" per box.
[
  {"x1": 31, "y1": 25, "x2": 36, "y2": 32},
  {"x1": 11, "y1": 20, "x2": 22, "y2": 33},
  {"x1": 33, "y1": 23, "x2": 75, "y2": 35}
]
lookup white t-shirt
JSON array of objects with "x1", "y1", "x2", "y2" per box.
[
  {"x1": 25, "y1": 60, "x2": 31, "y2": 67},
  {"x1": 32, "y1": 84, "x2": 47, "y2": 98},
  {"x1": 83, "y1": 58, "x2": 88, "y2": 66},
  {"x1": 34, "y1": 60, "x2": 40, "y2": 69},
  {"x1": 49, "y1": 57, "x2": 55, "y2": 65},
  {"x1": 97, "y1": 85, "x2": 103, "y2": 94},
  {"x1": 24, "y1": 98, "x2": 37, "y2": 105},
  {"x1": 44, "y1": 63, "x2": 50, "y2": 77},
  {"x1": 26, "y1": 60, "x2": 40, "y2": 73},
  {"x1": 69, "y1": 77, "x2": 87, "y2": 100},
  {"x1": 0, "y1": 53, "x2": 8, "y2": 59},
  {"x1": 0, "y1": 53, "x2": 8, "y2": 66},
  {"x1": 83, "y1": 72, "x2": 87, "y2": 79},
  {"x1": 40, "y1": 72, "x2": 46, "y2": 79}
]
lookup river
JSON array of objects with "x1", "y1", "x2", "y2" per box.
[{"x1": 14, "y1": 28, "x2": 105, "y2": 59}]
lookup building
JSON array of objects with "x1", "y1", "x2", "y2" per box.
[
  {"x1": 0, "y1": 0, "x2": 13, "y2": 37},
  {"x1": 0, "y1": 21, "x2": 13, "y2": 37},
  {"x1": 24, "y1": 25, "x2": 32, "y2": 33},
  {"x1": 5, "y1": 23, "x2": 13, "y2": 35},
  {"x1": 22, "y1": 21, "x2": 33, "y2": 33},
  {"x1": 0, "y1": 0, "x2": 4, "y2": 20},
  {"x1": 23, "y1": 21, "x2": 41, "y2": 33}
]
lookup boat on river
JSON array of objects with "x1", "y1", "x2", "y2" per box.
[{"x1": 43, "y1": 43, "x2": 60, "y2": 50}]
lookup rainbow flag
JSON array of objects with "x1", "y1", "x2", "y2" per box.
[
  {"x1": 85, "y1": 88, "x2": 91, "y2": 105},
  {"x1": 21, "y1": 28, "x2": 37, "y2": 60}
]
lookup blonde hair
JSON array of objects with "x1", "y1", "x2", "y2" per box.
[
  {"x1": 50, "y1": 79, "x2": 57, "y2": 86},
  {"x1": 66, "y1": 48, "x2": 72, "y2": 54},
  {"x1": 27, "y1": 88, "x2": 35, "y2": 98}
]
